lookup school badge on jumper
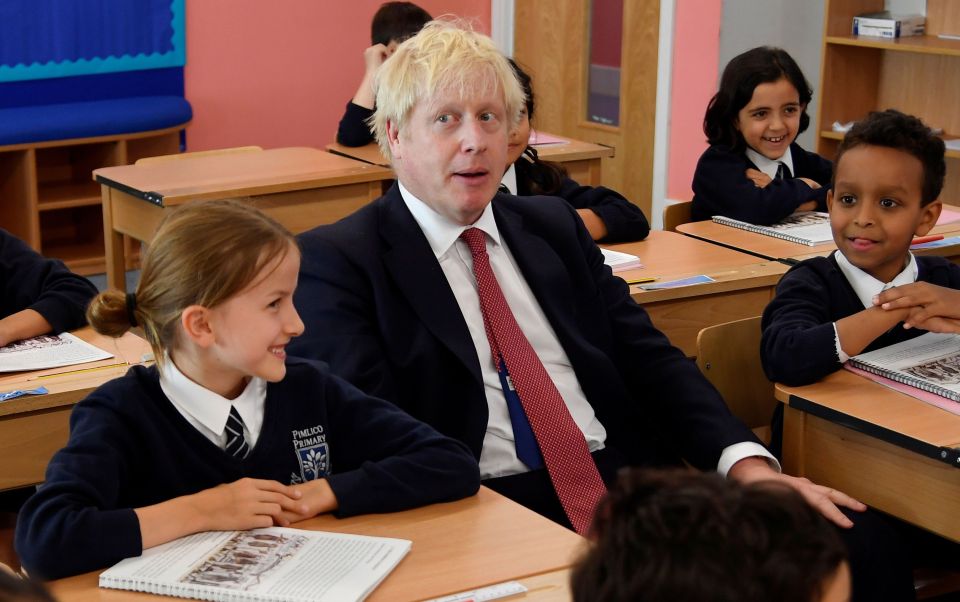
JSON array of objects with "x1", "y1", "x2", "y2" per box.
[{"x1": 290, "y1": 424, "x2": 330, "y2": 483}]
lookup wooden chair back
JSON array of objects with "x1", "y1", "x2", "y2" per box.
[
  {"x1": 696, "y1": 316, "x2": 776, "y2": 443},
  {"x1": 135, "y1": 145, "x2": 263, "y2": 165},
  {"x1": 662, "y1": 201, "x2": 692, "y2": 232}
]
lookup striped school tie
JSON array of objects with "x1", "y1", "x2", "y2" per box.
[
  {"x1": 776, "y1": 162, "x2": 792, "y2": 180},
  {"x1": 225, "y1": 406, "x2": 251, "y2": 459}
]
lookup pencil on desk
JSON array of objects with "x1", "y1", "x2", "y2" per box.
[
  {"x1": 625, "y1": 277, "x2": 657, "y2": 285},
  {"x1": 911, "y1": 234, "x2": 944, "y2": 246}
]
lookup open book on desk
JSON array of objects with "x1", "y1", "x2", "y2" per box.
[
  {"x1": 0, "y1": 332, "x2": 112, "y2": 373},
  {"x1": 847, "y1": 332, "x2": 960, "y2": 406},
  {"x1": 99, "y1": 527, "x2": 410, "y2": 602},
  {"x1": 712, "y1": 211, "x2": 833, "y2": 246}
]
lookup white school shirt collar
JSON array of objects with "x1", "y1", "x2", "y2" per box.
[
  {"x1": 158, "y1": 355, "x2": 267, "y2": 448},
  {"x1": 398, "y1": 180, "x2": 501, "y2": 257},
  {"x1": 500, "y1": 163, "x2": 518, "y2": 195},
  {"x1": 834, "y1": 250, "x2": 918, "y2": 309},
  {"x1": 745, "y1": 145, "x2": 795, "y2": 181}
]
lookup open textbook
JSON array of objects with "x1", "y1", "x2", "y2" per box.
[
  {"x1": 0, "y1": 332, "x2": 112, "y2": 373},
  {"x1": 847, "y1": 332, "x2": 960, "y2": 403},
  {"x1": 99, "y1": 527, "x2": 411, "y2": 602},
  {"x1": 712, "y1": 211, "x2": 833, "y2": 246}
]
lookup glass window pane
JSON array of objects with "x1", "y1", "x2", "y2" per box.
[{"x1": 587, "y1": 0, "x2": 623, "y2": 126}]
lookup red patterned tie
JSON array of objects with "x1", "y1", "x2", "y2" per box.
[{"x1": 460, "y1": 227, "x2": 606, "y2": 534}]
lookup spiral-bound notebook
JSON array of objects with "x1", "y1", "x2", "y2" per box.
[
  {"x1": 847, "y1": 332, "x2": 960, "y2": 403},
  {"x1": 712, "y1": 211, "x2": 833, "y2": 246},
  {"x1": 99, "y1": 527, "x2": 410, "y2": 602}
]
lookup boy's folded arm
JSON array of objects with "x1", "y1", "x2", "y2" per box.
[
  {"x1": 835, "y1": 305, "x2": 910, "y2": 357},
  {"x1": 761, "y1": 270, "x2": 847, "y2": 386}
]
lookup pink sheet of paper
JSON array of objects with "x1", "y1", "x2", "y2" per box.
[
  {"x1": 843, "y1": 364, "x2": 960, "y2": 417},
  {"x1": 528, "y1": 131, "x2": 569, "y2": 146},
  {"x1": 936, "y1": 208, "x2": 960, "y2": 225}
]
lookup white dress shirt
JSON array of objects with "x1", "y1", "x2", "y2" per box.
[
  {"x1": 832, "y1": 252, "x2": 918, "y2": 362},
  {"x1": 159, "y1": 356, "x2": 267, "y2": 450},
  {"x1": 398, "y1": 182, "x2": 778, "y2": 477},
  {"x1": 746, "y1": 146, "x2": 795, "y2": 180},
  {"x1": 500, "y1": 163, "x2": 518, "y2": 195}
]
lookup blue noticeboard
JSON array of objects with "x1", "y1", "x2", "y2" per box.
[{"x1": 0, "y1": 0, "x2": 185, "y2": 83}]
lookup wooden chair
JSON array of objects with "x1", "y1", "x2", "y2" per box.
[
  {"x1": 0, "y1": 512, "x2": 17, "y2": 573},
  {"x1": 695, "y1": 316, "x2": 775, "y2": 444},
  {"x1": 662, "y1": 200, "x2": 692, "y2": 232},
  {"x1": 135, "y1": 145, "x2": 263, "y2": 165}
]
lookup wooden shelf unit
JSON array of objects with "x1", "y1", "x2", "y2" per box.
[
  {"x1": 817, "y1": 0, "x2": 960, "y2": 204},
  {"x1": 0, "y1": 125, "x2": 183, "y2": 275}
]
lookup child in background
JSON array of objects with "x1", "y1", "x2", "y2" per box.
[
  {"x1": 761, "y1": 109, "x2": 959, "y2": 388},
  {"x1": 335, "y1": 1, "x2": 432, "y2": 147},
  {"x1": 15, "y1": 200, "x2": 479, "y2": 580},
  {"x1": 505, "y1": 60, "x2": 650, "y2": 243},
  {"x1": 570, "y1": 469, "x2": 850, "y2": 602},
  {"x1": 0, "y1": 228, "x2": 98, "y2": 347},
  {"x1": 691, "y1": 46, "x2": 832, "y2": 225}
]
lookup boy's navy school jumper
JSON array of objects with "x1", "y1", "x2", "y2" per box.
[
  {"x1": 15, "y1": 358, "x2": 480, "y2": 580},
  {"x1": 0, "y1": 228, "x2": 98, "y2": 332},
  {"x1": 691, "y1": 142, "x2": 832, "y2": 225},
  {"x1": 761, "y1": 253, "x2": 960, "y2": 387},
  {"x1": 336, "y1": 101, "x2": 375, "y2": 147},
  {"x1": 513, "y1": 157, "x2": 650, "y2": 243}
]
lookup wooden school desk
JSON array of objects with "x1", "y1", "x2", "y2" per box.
[
  {"x1": 0, "y1": 329, "x2": 150, "y2": 491},
  {"x1": 677, "y1": 204, "x2": 960, "y2": 263},
  {"x1": 606, "y1": 231, "x2": 788, "y2": 356},
  {"x1": 47, "y1": 486, "x2": 584, "y2": 602},
  {"x1": 777, "y1": 371, "x2": 960, "y2": 542},
  {"x1": 93, "y1": 147, "x2": 395, "y2": 290},
  {"x1": 326, "y1": 131, "x2": 615, "y2": 187}
]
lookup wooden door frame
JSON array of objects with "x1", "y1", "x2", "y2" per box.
[{"x1": 513, "y1": 0, "x2": 661, "y2": 220}]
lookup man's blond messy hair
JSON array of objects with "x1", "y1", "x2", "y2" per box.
[{"x1": 371, "y1": 19, "x2": 525, "y2": 160}]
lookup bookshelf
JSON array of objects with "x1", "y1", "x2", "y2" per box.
[
  {"x1": 817, "y1": 0, "x2": 960, "y2": 204},
  {"x1": 0, "y1": 126, "x2": 182, "y2": 275}
]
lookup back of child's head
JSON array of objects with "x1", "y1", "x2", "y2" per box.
[
  {"x1": 835, "y1": 109, "x2": 946, "y2": 206},
  {"x1": 570, "y1": 469, "x2": 847, "y2": 602},
  {"x1": 86, "y1": 199, "x2": 296, "y2": 365},
  {"x1": 704, "y1": 46, "x2": 813, "y2": 149},
  {"x1": 371, "y1": 2, "x2": 432, "y2": 46}
]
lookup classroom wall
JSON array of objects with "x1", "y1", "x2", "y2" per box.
[
  {"x1": 665, "y1": 0, "x2": 721, "y2": 202},
  {"x1": 183, "y1": 0, "x2": 490, "y2": 152}
]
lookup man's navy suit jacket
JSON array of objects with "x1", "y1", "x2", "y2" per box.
[{"x1": 290, "y1": 184, "x2": 757, "y2": 471}]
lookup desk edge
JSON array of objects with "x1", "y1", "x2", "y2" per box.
[{"x1": 787, "y1": 393, "x2": 960, "y2": 468}]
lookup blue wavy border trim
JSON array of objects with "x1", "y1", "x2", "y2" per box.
[{"x1": 0, "y1": 0, "x2": 185, "y2": 83}]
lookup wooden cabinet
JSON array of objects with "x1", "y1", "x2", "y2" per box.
[
  {"x1": 817, "y1": 0, "x2": 960, "y2": 204},
  {"x1": 0, "y1": 126, "x2": 182, "y2": 275}
]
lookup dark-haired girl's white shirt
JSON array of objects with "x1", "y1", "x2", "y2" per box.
[{"x1": 745, "y1": 146, "x2": 795, "y2": 181}]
